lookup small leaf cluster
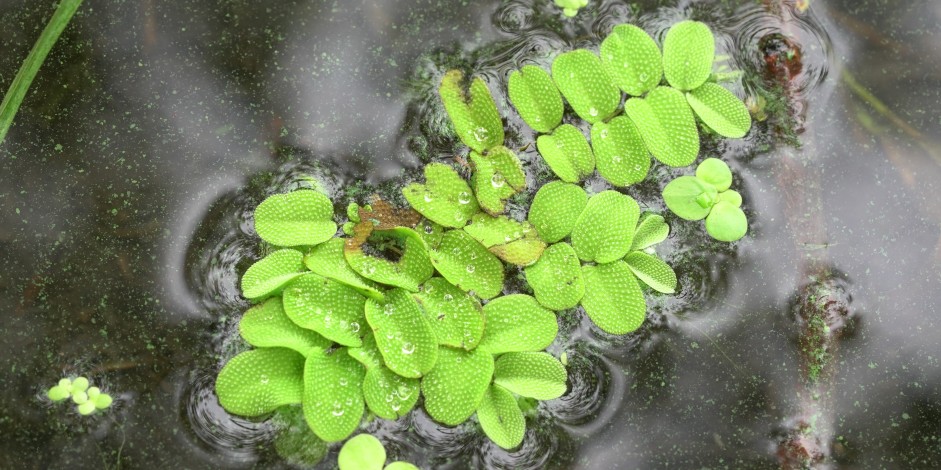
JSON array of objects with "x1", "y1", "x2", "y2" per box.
[
  {"x1": 47, "y1": 376, "x2": 113, "y2": 415},
  {"x1": 507, "y1": 21, "x2": 751, "y2": 238},
  {"x1": 553, "y1": 0, "x2": 588, "y2": 17},
  {"x1": 338, "y1": 434, "x2": 418, "y2": 470},
  {"x1": 663, "y1": 158, "x2": 748, "y2": 242}
]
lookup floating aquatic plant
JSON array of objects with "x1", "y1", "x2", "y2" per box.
[
  {"x1": 46, "y1": 376, "x2": 113, "y2": 416},
  {"x1": 663, "y1": 157, "x2": 748, "y2": 242},
  {"x1": 338, "y1": 433, "x2": 419, "y2": 470},
  {"x1": 214, "y1": 17, "x2": 752, "y2": 462}
]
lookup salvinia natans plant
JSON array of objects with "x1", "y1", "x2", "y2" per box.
[
  {"x1": 47, "y1": 376, "x2": 114, "y2": 415},
  {"x1": 213, "y1": 18, "x2": 752, "y2": 461}
]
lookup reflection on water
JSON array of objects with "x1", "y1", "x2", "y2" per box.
[{"x1": 0, "y1": 0, "x2": 939, "y2": 468}]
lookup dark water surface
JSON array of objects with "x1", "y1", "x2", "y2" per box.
[{"x1": 1, "y1": 0, "x2": 939, "y2": 468}]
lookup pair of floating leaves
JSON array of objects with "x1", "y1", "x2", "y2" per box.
[
  {"x1": 402, "y1": 163, "x2": 479, "y2": 228},
  {"x1": 469, "y1": 146, "x2": 526, "y2": 215},
  {"x1": 663, "y1": 158, "x2": 747, "y2": 241},
  {"x1": 508, "y1": 65, "x2": 563, "y2": 133},
  {"x1": 338, "y1": 434, "x2": 419, "y2": 470},
  {"x1": 439, "y1": 70, "x2": 504, "y2": 153},
  {"x1": 305, "y1": 238, "x2": 384, "y2": 300},
  {"x1": 254, "y1": 190, "x2": 337, "y2": 247},
  {"x1": 536, "y1": 125, "x2": 595, "y2": 183},
  {"x1": 552, "y1": 50, "x2": 620, "y2": 124},
  {"x1": 464, "y1": 213, "x2": 546, "y2": 266}
]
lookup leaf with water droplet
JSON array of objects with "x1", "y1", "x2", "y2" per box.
[
  {"x1": 631, "y1": 213, "x2": 670, "y2": 251},
  {"x1": 303, "y1": 349, "x2": 366, "y2": 442},
  {"x1": 345, "y1": 227, "x2": 434, "y2": 292},
  {"x1": 600, "y1": 24, "x2": 663, "y2": 96},
  {"x1": 705, "y1": 201, "x2": 748, "y2": 242},
  {"x1": 362, "y1": 366, "x2": 420, "y2": 419},
  {"x1": 551, "y1": 49, "x2": 620, "y2": 123},
  {"x1": 403, "y1": 163, "x2": 479, "y2": 228},
  {"x1": 421, "y1": 347, "x2": 494, "y2": 426},
  {"x1": 524, "y1": 242, "x2": 584, "y2": 310},
  {"x1": 338, "y1": 433, "x2": 386, "y2": 470},
  {"x1": 527, "y1": 181, "x2": 588, "y2": 243},
  {"x1": 469, "y1": 146, "x2": 526, "y2": 215},
  {"x1": 439, "y1": 70, "x2": 504, "y2": 153},
  {"x1": 463, "y1": 213, "x2": 546, "y2": 266},
  {"x1": 662, "y1": 175, "x2": 717, "y2": 221},
  {"x1": 347, "y1": 331, "x2": 383, "y2": 370},
  {"x1": 625, "y1": 251, "x2": 677, "y2": 294},
  {"x1": 478, "y1": 294, "x2": 558, "y2": 354},
  {"x1": 508, "y1": 65, "x2": 564, "y2": 133},
  {"x1": 241, "y1": 249, "x2": 307, "y2": 300},
  {"x1": 240, "y1": 298, "x2": 332, "y2": 355},
  {"x1": 254, "y1": 190, "x2": 337, "y2": 247},
  {"x1": 590, "y1": 116, "x2": 650, "y2": 186},
  {"x1": 662, "y1": 20, "x2": 715, "y2": 91},
  {"x1": 215, "y1": 348, "x2": 305, "y2": 416},
  {"x1": 571, "y1": 190, "x2": 639, "y2": 263},
  {"x1": 695, "y1": 157, "x2": 733, "y2": 192},
  {"x1": 493, "y1": 351, "x2": 567, "y2": 400},
  {"x1": 686, "y1": 83, "x2": 751, "y2": 138},
  {"x1": 580, "y1": 261, "x2": 646, "y2": 334},
  {"x1": 304, "y1": 238, "x2": 384, "y2": 301},
  {"x1": 624, "y1": 86, "x2": 700, "y2": 167},
  {"x1": 365, "y1": 289, "x2": 438, "y2": 378},
  {"x1": 283, "y1": 275, "x2": 367, "y2": 347},
  {"x1": 536, "y1": 124, "x2": 595, "y2": 183},
  {"x1": 414, "y1": 277, "x2": 484, "y2": 350},
  {"x1": 428, "y1": 230, "x2": 504, "y2": 299},
  {"x1": 477, "y1": 384, "x2": 526, "y2": 450}
]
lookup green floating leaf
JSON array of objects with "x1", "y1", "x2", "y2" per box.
[
  {"x1": 429, "y1": 230, "x2": 505, "y2": 300},
  {"x1": 571, "y1": 190, "x2": 639, "y2": 263},
  {"x1": 417, "y1": 219, "x2": 446, "y2": 249},
  {"x1": 662, "y1": 175, "x2": 717, "y2": 221},
  {"x1": 599, "y1": 24, "x2": 663, "y2": 96},
  {"x1": 624, "y1": 86, "x2": 700, "y2": 167},
  {"x1": 414, "y1": 277, "x2": 485, "y2": 350},
  {"x1": 705, "y1": 201, "x2": 748, "y2": 242},
  {"x1": 590, "y1": 116, "x2": 650, "y2": 186},
  {"x1": 528, "y1": 181, "x2": 588, "y2": 243},
  {"x1": 625, "y1": 251, "x2": 677, "y2": 294},
  {"x1": 464, "y1": 213, "x2": 545, "y2": 266},
  {"x1": 551, "y1": 49, "x2": 620, "y2": 123},
  {"x1": 439, "y1": 70, "x2": 504, "y2": 153},
  {"x1": 662, "y1": 20, "x2": 715, "y2": 91},
  {"x1": 478, "y1": 295, "x2": 558, "y2": 354},
  {"x1": 78, "y1": 401, "x2": 96, "y2": 415},
  {"x1": 363, "y1": 366, "x2": 420, "y2": 420},
  {"x1": 686, "y1": 83, "x2": 751, "y2": 138},
  {"x1": 345, "y1": 228, "x2": 434, "y2": 292},
  {"x1": 303, "y1": 350, "x2": 366, "y2": 442},
  {"x1": 470, "y1": 146, "x2": 526, "y2": 215},
  {"x1": 581, "y1": 261, "x2": 646, "y2": 334},
  {"x1": 524, "y1": 242, "x2": 584, "y2": 310},
  {"x1": 216, "y1": 348, "x2": 305, "y2": 416},
  {"x1": 347, "y1": 331, "x2": 383, "y2": 370},
  {"x1": 47, "y1": 385, "x2": 70, "y2": 402},
  {"x1": 422, "y1": 347, "x2": 494, "y2": 426},
  {"x1": 70, "y1": 377, "x2": 89, "y2": 393},
  {"x1": 305, "y1": 238, "x2": 384, "y2": 301},
  {"x1": 508, "y1": 65, "x2": 564, "y2": 133},
  {"x1": 283, "y1": 275, "x2": 367, "y2": 347},
  {"x1": 536, "y1": 124, "x2": 595, "y2": 183},
  {"x1": 631, "y1": 214, "x2": 670, "y2": 251},
  {"x1": 338, "y1": 434, "x2": 386, "y2": 470},
  {"x1": 717, "y1": 189, "x2": 742, "y2": 207},
  {"x1": 94, "y1": 393, "x2": 112, "y2": 410},
  {"x1": 365, "y1": 289, "x2": 438, "y2": 378},
  {"x1": 254, "y1": 190, "x2": 337, "y2": 247},
  {"x1": 403, "y1": 163, "x2": 479, "y2": 228},
  {"x1": 241, "y1": 249, "x2": 307, "y2": 300},
  {"x1": 493, "y1": 352, "x2": 567, "y2": 400},
  {"x1": 695, "y1": 157, "x2": 733, "y2": 192},
  {"x1": 477, "y1": 384, "x2": 526, "y2": 450},
  {"x1": 240, "y1": 298, "x2": 332, "y2": 355}
]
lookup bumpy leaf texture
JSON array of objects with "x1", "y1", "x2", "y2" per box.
[
  {"x1": 364, "y1": 289, "x2": 438, "y2": 378},
  {"x1": 216, "y1": 348, "x2": 305, "y2": 416},
  {"x1": 414, "y1": 277, "x2": 485, "y2": 350},
  {"x1": 625, "y1": 251, "x2": 678, "y2": 294},
  {"x1": 551, "y1": 50, "x2": 620, "y2": 123},
  {"x1": 525, "y1": 242, "x2": 584, "y2": 310},
  {"x1": 303, "y1": 349, "x2": 366, "y2": 442},
  {"x1": 508, "y1": 65, "x2": 564, "y2": 133},
  {"x1": 254, "y1": 190, "x2": 337, "y2": 247},
  {"x1": 439, "y1": 70, "x2": 504, "y2": 153},
  {"x1": 493, "y1": 351, "x2": 567, "y2": 400},
  {"x1": 477, "y1": 384, "x2": 526, "y2": 450},
  {"x1": 571, "y1": 190, "x2": 639, "y2": 263},
  {"x1": 662, "y1": 20, "x2": 715, "y2": 91},
  {"x1": 428, "y1": 230, "x2": 505, "y2": 299},
  {"x1": 478, "y1": 294, "x2": 558, "y2": 354},
  {"x1": 591, "y1": 116, "x2": 651, "y2": 186},
  {"x1": 536, "y1": 124, "x2": 595, "y2": 183},
  {"x1": 580, "y1": 261, "x2": 646, "y2": 334},
  {"x1": 241, "y1": 249, "x2": 307, "y2": 300},
  {"x1": 624, "y1": 86, "x2": 700, "y2": 167},
  {"x1": 599, "y1": 24, "x2": 663, "y2": 96},
  {"x1": 239, "y1": 298, "x2": 332, "y2": 355},
  {"x1": 421, "y1": 347, "x2": 494, "y2": 426},
  {"x1": 402, "y1": 163, "x2": 479, "y2": 228},
  {"x1": 282, "y1": 274, "x2": 367, "y2": 347},
  {"x1": 686, "y1": 83, "x2": 752, "y2": 138},
  {"x1": 528, "y1": 181, "x2": 588, "y2": 243},
  {"x1": 470, "y1": 146, "x2": 526, "y2": 215}
]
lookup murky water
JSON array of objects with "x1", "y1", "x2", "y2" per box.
[{"x1": 1, "y1": 0, "x2": 939, "y2": 468}]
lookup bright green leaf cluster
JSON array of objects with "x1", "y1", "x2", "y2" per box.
[
  {"x1": 338, "y1": 434, "x2": 418, "y2": 470},
  {"x1": 47, "y1": 376, "x2": 113, "y2": 415},
  {"x1": 663, "y1": 158, "x2": 748, "y2": 241}
]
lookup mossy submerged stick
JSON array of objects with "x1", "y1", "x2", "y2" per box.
[{"x1": 0, "y1": 0, "x2": 84, "y2": 144}]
